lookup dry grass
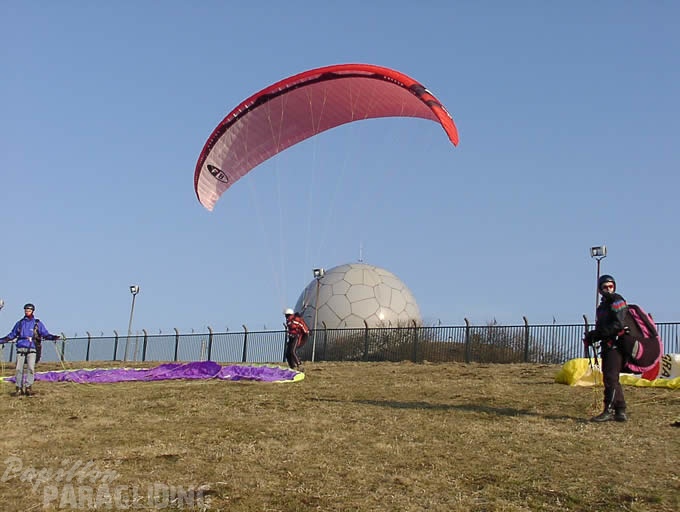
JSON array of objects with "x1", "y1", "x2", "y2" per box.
[{"x1": 1, "y1": 361, "x2": 678, "y2": 511}]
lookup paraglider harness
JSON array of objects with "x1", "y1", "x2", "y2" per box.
[
  {"x1": 618, "y1": 304, "x2": 663, "y2": 374},
  {"x1": 592, "y1": 304, "x2": 663, "y2": 374},
  {"x1": 33, "y1": 319, "x2": 43, "y2": 363}
]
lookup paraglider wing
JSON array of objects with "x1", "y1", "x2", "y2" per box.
[
  {"x1": 9, "y1": 362, "x2": 305, "y2": 384},
  {"x1": 194, "y1": 63, "x2": 459, "y2": 211}
]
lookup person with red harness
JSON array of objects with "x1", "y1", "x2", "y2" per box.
[{"x1": 284, "y1": 308, "x2": 309, "y2": 370}]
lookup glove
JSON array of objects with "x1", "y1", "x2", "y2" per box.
[{"x1": 49, "y1": 334, "x2": 62, "y2": 341}]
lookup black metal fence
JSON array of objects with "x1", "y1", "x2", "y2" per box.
[{"x1": 2, "y1": 320, "x2": 679, "y2": 365}]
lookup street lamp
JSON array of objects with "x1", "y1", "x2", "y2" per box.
[
  {"x1": 590, "y1": 246, "x2": 607, "y2": 313},
  {"x1": 124, "y1": 285, "x2": 140, "y2": 361},
  {"x1": 311, "y1": 268, "x2": 325, "y2": 362}
]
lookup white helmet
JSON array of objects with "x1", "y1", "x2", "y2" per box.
[{"x1": 284, "y1": 308, "x2": 294, "y2": 316}]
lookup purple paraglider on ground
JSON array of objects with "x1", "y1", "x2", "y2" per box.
[{"x1": 3, "y1": 361, "x2": 303, "y2": 384}]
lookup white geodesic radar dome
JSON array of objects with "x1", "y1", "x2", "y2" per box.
[{"x1": 294, "y1": 263, "x2": 422, "y2": 330}]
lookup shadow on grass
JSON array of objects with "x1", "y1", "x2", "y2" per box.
[{"x1": 311, "y1": 397, "x2": 587, "y2": 422}]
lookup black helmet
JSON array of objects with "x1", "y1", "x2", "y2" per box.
[
  {"x1": 23, "y1": 303, "x2": 35, "y2": 311},
  {"x1": 597, "y1": 275, "x2": 616, "y2": 292}
]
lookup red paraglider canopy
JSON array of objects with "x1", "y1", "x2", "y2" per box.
[{"x1": 194, "y1": 63, "x2": 459, "y2": 211}]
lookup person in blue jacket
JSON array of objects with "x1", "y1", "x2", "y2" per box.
[{"x1": 0, "y1": 303, "x2": 61, "y2": 396}]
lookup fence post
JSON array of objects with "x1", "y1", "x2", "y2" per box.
[
  {"x1": 173, "y1": 328, "x2": 180, "y2": 362},
  {"x1": 583, "y1": 314, "x2": 590, "y2": 357},
  {"x1": 241, "y1": 324, "x2": 248, "y2": 363},
  {"x1": 132, "y1": 331, "x2": 141, "y2": 362},
  {"x1": 142, "y1": 329, "x2": 148, "y2": 362},
  {"x1": 363, "y1": 320, "x2": 370, "y2": 361},
  {"x1": 322, "y1": 321, "x2": 328, "y2": 361},
  {"x1": 411, "y1": 319, "x2": 419, "y2": 363},
  {"x1": 86, "y1": 331, "x2": 91, "y2": 362},
  {"x1": 523, "y1": 316, "x2": 530, "y2": 362},
  {"x1": 113, "y1": 330, "x2": 119, "y2": 361},
  {"x1": 59, "y1": 333, "x2": 67, "y2": 363},
  {"x1": 207, "y1": 326, "x2": 213, "y2": 361},
  {"x1": 282, "y1": 326, "x2": 287, "y2": 363},
  {"x1": 464, "y1": 318, "x2": 471, "y2": 363}
]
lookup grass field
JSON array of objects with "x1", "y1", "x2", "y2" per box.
[{"x1": 1, "y1": 361, "x2": 678, "y2": 511}]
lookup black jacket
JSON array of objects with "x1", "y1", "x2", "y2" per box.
[{"x1": 590, "y1": 292, "x2": 628, "y2": 342}]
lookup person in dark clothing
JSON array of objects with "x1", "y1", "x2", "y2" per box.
[
  {"x1": 0, "y1": 303, "x2": 61, "y2": 396},
  {"x1": 284, "y1": 308, "x2": 309, "y2": 370},
  {"x1": 584, "y1": 275, "x2": 632, "y2": 422}
]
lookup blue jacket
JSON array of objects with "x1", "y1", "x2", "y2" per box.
[{"x1": 0, "y1": 315, "x2": 59, "y2": 350}]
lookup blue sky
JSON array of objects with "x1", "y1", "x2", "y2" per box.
[{"x1": 2, "y1": 1, "x2": 679, "y2": 336}]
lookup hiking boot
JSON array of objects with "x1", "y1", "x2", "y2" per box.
[
  {"x1": 11, "y1": 387, "x2": 22, "y2": 397},
  {"x1": 24, "y1": 386, "x2": 34, "y2": 396},
  {"x1": 590, "y1": 409, "x2": 615, "y2": 422},
  {"x1": 614, "y1": 409, "x2": 628, "y2": 422}
]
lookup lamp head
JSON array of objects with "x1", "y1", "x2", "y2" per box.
[
  {"x1": 129, "y1": 285, "x2": 140, "y2": 295},
  {"x1": 590, "y1": 246, "x2": 607, "y2": 259}
]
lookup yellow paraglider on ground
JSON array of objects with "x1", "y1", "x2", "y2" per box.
[{"x1": 555, "y1": 353, "x2": 680, "y2": 389}]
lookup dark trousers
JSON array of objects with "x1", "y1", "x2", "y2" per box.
[
  {"x1": 600, "y1": 342, "x2": 626, "y2": 411},
  {"x1": 285, "y1": 336, "x2": 301, "y2": 369}
]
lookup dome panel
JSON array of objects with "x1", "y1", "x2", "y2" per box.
[
  {"x1": 326, "y1": 293, "x2": 352, "y2": 320},
  {"x1": 362, "y1": 269, "x2": 381, "y2": 286},
  {"x1": 332, "y1": 280, "x2": 351, "y2": 295},
  {"x1": 350, "y1": 297, "x2": 380, "y2": 317},
  {"x1": 374, "y1": 283, "x2": 393, "y2": 306},
  {"x1": 346, "y1": 284, "x2": 375, "y2": 302},
  {"x1": 390, "y1": 291, "x2": 407, "y2": 313},
  {"x1": 343, "y1": 268, "x2": 365, "y2": 286}
]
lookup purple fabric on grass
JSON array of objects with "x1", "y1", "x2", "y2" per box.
[
  {"x1": 217, "y1": 364, "x2": 300, "y2": 381},
  {"x1": 11, "y1": 362, "x2": 299, "y2": 384}
]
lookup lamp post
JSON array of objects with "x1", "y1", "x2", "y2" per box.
[
  {"x1": 124, "y1": 285, "x2": 140, "y2": 361},
  {"x1": 311, "y1": 268, "x2": 325, "y2": 362},
  {"x1": 590, "y1": 246, "x2": 607, "y2": 313}
]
